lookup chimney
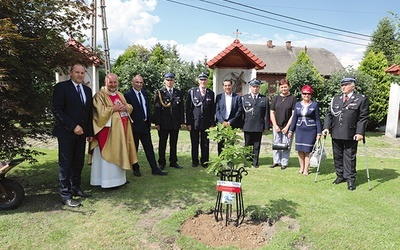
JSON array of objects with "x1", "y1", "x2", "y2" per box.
[
  {"x1": 267, "y1": 40, "x2": 273, "y2": 48},
  {"x1": 286, "y1": 41, "x2": 292, "y2": 50}
]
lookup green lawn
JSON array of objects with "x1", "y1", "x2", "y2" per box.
[{"x1": 1, "y1": 131, "x2": 399, "y2": 249}]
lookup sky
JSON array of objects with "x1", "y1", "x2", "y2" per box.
[{"x1": 88, "y1": 0, "x2": 399, "y2": 69}]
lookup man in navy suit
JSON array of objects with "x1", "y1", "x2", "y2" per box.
[
  {"x1": 215, "y1": 79, "x2": 243, "y2": 155},
  {"x1": 52, "y1": 63, "x2": 94, "y2": 207},
  {"x1": 242, "y1": 79, "x2": 270, "y2": 168},
  {"x1": 124, "y1": 75, "x2": 167, "y2": 176},
  {"x1": 154, "y1": 73, "x2": 185, "y2": 169},
  {"x1": 186, "y1": 73, "x2": 215, "y2": 168},
  {"x1": 323, "y1": 77, "x2": 369, "y2": 191}
]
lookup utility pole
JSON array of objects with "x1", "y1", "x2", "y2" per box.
[
  {"x1": 91, "y1": 0, "x2": 98, "y2": 92},
  {"x1": 91, "y1": 0, "x2": 97, "y2": 55},
  {"x1": 100, "y1": 0, "x2": 111, "y2": 74}
]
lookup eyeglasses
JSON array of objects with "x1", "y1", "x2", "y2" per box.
[
  {"x1": 302, "y1": 93, "x2": 311, "y2": 95},
  {"x1": 165, "y1": 79, "x2": 174, "y2": 81}
]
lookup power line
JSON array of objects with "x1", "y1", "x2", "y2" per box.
[
  {"x1": 165, "y1": 0, "x2": 369, "y2": 46},
  {"x1": 199, "y1": 0, "x2": 370, "y2": 42},
  {"x1": 250, "y1": 4, "x2": 384, "y2": 16},
  {"x1": 221, "y1": 0, "x2": 371, "y2": 38}
]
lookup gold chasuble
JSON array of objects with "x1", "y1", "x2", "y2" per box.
[{"x1": 89, "y1": 87, "x2": 138, "y2": 170}]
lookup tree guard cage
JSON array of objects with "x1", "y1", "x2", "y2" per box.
[{"x1": 214, "y1": 167, "x2": 248, "y2": 226}]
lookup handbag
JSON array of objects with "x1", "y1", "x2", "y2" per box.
[
  {"x1": 272, "y1": 138, "x2": 291, "y2": 150},
  {"x1": 272, "y1": 143, "x2": 289, "y2": 150},
  {"x1": 309, "y1": 138, "x2": 326, "y2": 167}
]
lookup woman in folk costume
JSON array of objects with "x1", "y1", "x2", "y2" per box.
[
  {"x1": 288, "y1": 85, "x2": 322, "y2": 175},
  {"x1": 89, "y1": 73, "x2": 138, "y2": 188}
]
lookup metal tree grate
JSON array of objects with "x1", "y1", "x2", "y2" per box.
[{"x1": 214, "y1": 167, "x2": 248, "y2": 226}]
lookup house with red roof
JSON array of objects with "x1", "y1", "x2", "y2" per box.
[
  {"x1": 56, "y1": 37, "x2": 103, "y2": 93},
  {"x1": 206, "y1": 39, "x2": 266, "y2": 95},
  {"x1": 207, "y1": 39, "x2": 343, "y2": 95}
]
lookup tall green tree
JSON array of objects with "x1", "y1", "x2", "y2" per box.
[
  {"x1": 359, "y1": 51, "x2": 391, "y2": 129},
  {"x1": 113, "y1": 43, "x2": 209, "y2": 119},
  {"x1": 286, "y1": 50, "x2": 325, "y2": 114},
  {"x1": 324, "y1": 67, "x2": 374, "y2": 126},
  {"x1": 0, "y1": 0, "x2": 91, "y2": 162},
  {"x1": 113, "y1": 44, "x2": 150, "y2": 68},
  {"x1": 389, "y1": 12, "x2": 400, "y2": 64},
  {"x1": 364, "y1": 16, "x2": 400, "y2": 66}
]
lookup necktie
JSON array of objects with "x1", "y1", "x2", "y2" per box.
[
  {"x1": 344, "y1": 95, "x2": 349, "y2": 103},
  {"x1": 201, "y1": 89, "x2": 206, "y2": 96},
  {"x1": 76, "y1": 85, "x2": 85, "y2": 106},
  {"x1": 169, "y1": 89, "x2": 173, "y2": 96},
  {"x1": 138, "y1": 92, "x2": 146, "y2": 120}
]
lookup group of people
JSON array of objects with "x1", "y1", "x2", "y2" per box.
[
  {"x1": 187, "y1": 76, "x2": 270, "y2": 169},
  {"x1": 52, "y1": 63, "x2": 369, "y2": 207},
  {"x1": 277, "y1": 77, "x2": 368, "y2": 192},
  {"x1": 53, "y1": 64, "x2": 168, "y2": 207}
]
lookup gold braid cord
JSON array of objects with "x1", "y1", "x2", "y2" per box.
[{"x1": 158, "y1": 90, "x2": 171, "y2": 108}]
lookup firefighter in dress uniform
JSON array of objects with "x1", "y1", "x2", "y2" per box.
[
  {"x1": 154, "y1": 72, "x2": 185, "y2": 169},
  {"x1": 322, "y1": 77, "x2": 369, "y2": 191},
  {"x1": 242, "y1": 79, "x2": 270, "y2": 168}
]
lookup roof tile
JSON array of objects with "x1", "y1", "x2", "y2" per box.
[
  {"x1": 385, "y1": 64, "x2": 400, "y2": 75},
  {"x1": 207, "y1": 39, "x2": 266, "y2": 69},
  {"x1": 66, "y1": 37, "x2": 103, "y2": 66}
]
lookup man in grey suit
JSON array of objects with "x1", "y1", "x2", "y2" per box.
[
  {"x1": 242, "y1": 79, "x2": 270, "y2": 168},
  {"x1": 322, "y1": 77, "x2": 369, "y2": 191},
  {"x1": 215, "y1": 79, "x2": 243, "y2": 155}
]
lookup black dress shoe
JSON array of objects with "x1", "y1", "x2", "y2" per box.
[
  {"x1": 348, "y1": 181, "x2": 356, "y2": 191},
  {"x1": 170, "y1": 164, "x2": 183, "y2": 169},
  {"x1": 192, "y1": 162, "x2": 199, "y2": 167},
  {"x1": 159, "y1": 165, "x2": 165, "y2": 170},
  {"x1": 332, "y1": 177, "x2": 346, "y2": 184},
  {"x1": 152, "y1": 168, "x2": 168, "y2": 176},
  {"x1": 269, "y1": 163, "x2": 279, "y2": 168},
  {"x1": 72, "y1": 190, "x2": 92, "y2": 198},
  {"x1": 132, "y1": 164, "x2": 142, "y2": 177},
  {"x1": 281, "y1": 165, "x2": 287, "y2": 170},
  {"x1": 253, "y1": 165, "x2": 259, "y2": 168},
  {"x1": 63, "y1": 198, "x2": 81, "y2": 207},
  {"x1": 133, "y1": 169, "x2": 142, "y2": 177}
]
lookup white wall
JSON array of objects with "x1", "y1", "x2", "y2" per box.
[
  {"x1": 212, "y1": 68, "x2": 257, "y2": 96},
  {"x1": 385, "y1": 83, "x2": 400, "y2": 138},
  {"x1": 55, "y1": 66, "x2": 100, "y2": 96}
]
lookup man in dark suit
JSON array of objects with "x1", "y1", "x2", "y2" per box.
[
  {"x1": 154, "y1": 72, "x2": 185, "y2": 169},
  {"x1": 215, "y1": 79, "x2": 243, "y2": 155},
  {"x1": 186, "y1": 72, "x2": 215, "y2": 168},
  {"x1": 124, "y1": 75, "x2": 167, "y2": 176},
  {"x1": 323, "y1": 77, "x2": 369, "y2": 191},
  {"x1": 242, "y1": 79, "x2": 270, "y2": 168},
  {"x1": 52, "y1": 63, "x2": 94, "y2": 207}
]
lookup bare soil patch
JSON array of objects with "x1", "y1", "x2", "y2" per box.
[{"x1": 181, "y1": 212, "x2": 301, "y2": 249}]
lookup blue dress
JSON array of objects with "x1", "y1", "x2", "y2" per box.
[{"x1": 289, "y1": 101, "x2": 322, "y2": 152}]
